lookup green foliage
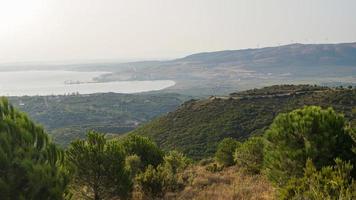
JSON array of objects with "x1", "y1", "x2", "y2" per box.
[
  {"x1": 125, "y1": 154, "x2": 142, "y2": 178},
  {"x1": 136, "y1": 151, "x2": 191, "y2": 198},
  {"x1": 132, "y1": 86, "x2": 356, "y2": 159},
  {"x1": 136, "y1": 165, "x2": 164, "y2": 198},
  {"x1": 159, "y1": 151, "x2": 191, "y2": 192},
  {"x1": 161, "y1": 150, "x2": 191, "y2": 175},
  {"x1": 66, "y1": 131, "x2": 132, "y2": 200},
  {"x1": 215, "y1": 138, "x2": 240, "y2": 166},
  {"x1": 234, "y1": 137, "x2": 264, "y2": 174},
  {"x1": 263, "y1": 106, "x2": 356, "y2": 186},
  {"x1": 10, "y1": 93, "x2": 189, "y2": 147},
  {"x1": 121, "y1": 134, "x2": 164, "y2": 169},
  {"x1": 0, "y1": 97, "x2": 69, "y2": 200},
  {"x1": 280, "y1": 159, "x2": 356, "y2": 200}
]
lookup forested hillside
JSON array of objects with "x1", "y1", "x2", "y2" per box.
[
  {"x1": 132, "y1": 85, "x2": 356, "y2": 159},
  {"x1": 2, "y1": 97, "x2": 355, "y2": 199},
  {"x1": 10, "y1": 92, "x2": 190, "y2": 146}
]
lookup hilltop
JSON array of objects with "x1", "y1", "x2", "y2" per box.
[{"x1": 131, "y1": 85, "x2": 356, "y2": 159}]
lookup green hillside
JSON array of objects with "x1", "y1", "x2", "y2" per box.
[
  {"x1": 10, "y1": 93, "x2": 190, "y2": 146},
  {"x1": 131, "y1": 85, "x2": 356, "y2": 159}
]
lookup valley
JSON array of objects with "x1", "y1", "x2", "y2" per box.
[{"x1": 10, "y1": 92, "x2": 191, "y2": 146}]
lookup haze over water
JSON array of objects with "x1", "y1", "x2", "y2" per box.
[{"x1": 0, "y1": 70, "x2": 175, "y2": 96}]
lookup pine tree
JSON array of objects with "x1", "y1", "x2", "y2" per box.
[
  {"x1": 215, "y1": 138, "x2": 240, "y2": 166},
  {"x1": 234, "y1": 136, "x2": 264, "y2": 174},
  {"x1": 66, "y1": 131, "x2": 132, "y2": 200},
  {"x1": 120, "y1": 134, "x2": 164, "y2": 169},
  {"x1": 263, "y1": 106, "x2": 356, "y2": 186},
  {"x1": 0, "y1": 98, "x2": 69, "y2": 199}
]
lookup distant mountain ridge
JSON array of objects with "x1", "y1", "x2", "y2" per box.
[
  {"x1": 93, "y1": 42, "x2": 356, "y2": 95},
  {"x1": 177, "y1": 42, "x2": 356, "y2": 67},
  {"x1": 2, "y1": 42, "x2": 355, "y2": 96}
]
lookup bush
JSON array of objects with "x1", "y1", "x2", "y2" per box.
[
  {"x1": 234, "y1": 137, "x2": 264, "y2": 174},
  {"x1": 280, "y1": 158, "x2": 356, "y2": 199},
  {"x1": 136, "y1": 165, "x2": 164, "y2": 198},
  {"x1": 0, "y1": 98, "x2": 69, "y2": 200},
  {"x1": 263, "y1": 106, "x2": 356, "y2": 186},
  {"x1": 162, "y1": 151, "x2": 191, "y2": 174},
  {"x1": 136, "y1": 151, "x2": 191, "y2": 198},
  {"x1": 66, "y1": 131, "x2": 132, "y2": 199},
  {"x1": 215, "y1": 138, "x2": 240, "y2": 166},
  {"x1": 205, "y1": 163, "x2": 224, "y2": 173},
  {"x1": 125, "y1": 154, "x2": 142, "y2": 178},
  {"x1": 121, "y1": 134, "x2": 164, "y2": 169},
  {"x1": 159, "y1": 151, "x2": 191, "y2": 191}
]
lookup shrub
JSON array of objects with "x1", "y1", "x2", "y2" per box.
[
  {"x1": 263, "y1": 106, "x2": 356, "y2": 186},
  {"x1": 234, "y1": 137, "x2": 264, "y2": 174},
  {"x1": 66, "y1": 131, "x2": 132, "y2": 200},
  {"x1": 136, "y1": 151, "x2": 191, "y2": 198},
  {"x1": 159, "y1": 151, "x2": 191, "y2": 191},
  {"x1": 215, "y1": 138, "x2": 240, "y2": 167},
  {"x1": 161, "y1": 151, "x2": 191, "y2": 174},
  {"x1": 136, "y1": 165, "x2": 164, "y2": 198},
  {"x1": 125, "y1": 154, "x2": 142, "y2": 178},
  {"x1": 280, "y1": 158, "x2": 356, "y2": 199},
  {"x1": 121, "y1": 134, "x2": 164, "y2": 169}
]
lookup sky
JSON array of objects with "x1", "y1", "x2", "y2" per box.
[{"x1": 0, "y1": 0, "x2": 356, "y2": 64}]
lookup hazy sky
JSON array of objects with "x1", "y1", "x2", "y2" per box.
[{"x1": 0, "y1": 0, "x2": 356, "y2": 63}]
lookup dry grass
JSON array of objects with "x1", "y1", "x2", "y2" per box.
[{"x1": 164, "y1": 165, "x2": 275, "y2": 200}]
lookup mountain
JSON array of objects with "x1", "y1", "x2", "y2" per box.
[
  {"x1": 86, "y1": 42, "x2": 356, "y2": 96},
  {"x1": 178, "y1": 42, "x2": 356, "y2": 67},
  {"x1": 2, "y1": 42, "x2": 355, "y2": 96},
  {"x1": 131, "y1": 85, "x2": 356, "y2": 159}
]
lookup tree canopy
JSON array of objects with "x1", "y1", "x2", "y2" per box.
[
  {"x1": 234, "y1": 136, "x2": 264, "y2": 174},
  {"x1": 263, "y1": 106, "x2": 356, "y2": 186},
  {"x1": 215, "y1": 138, "x2": 240, "y2": 166},
  {"x1": 120, "y1": 134, "x2": 164, "y2": 169},
  {"x1": 66, "y1": 131, "x2": 132, "y2": 200},
  {"x1": 0, "y1": 98, "x2": 69, "y2": 200}
]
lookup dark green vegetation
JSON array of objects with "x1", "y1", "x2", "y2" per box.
[
  {"x1": 66, "y1": 131, "x2": 132, "y2": 200},
  {"x1": 0, "y1": 97, "x2": 191, "y2": 199},
  {"x1": 67, "y1": 132, "x2": 191, "y2": 199},
  {"x1": 234, "y1": 137, "x2": 264, "y2": 174},
  {"x1": 135, "y1": 150, "x2": 190, "y2": 198},
  {"x1": 9, "y1": 93, "x2": 190, "y2": 146},
  {"x1": 132, "y1": 85, "x2": 356, "y2": 159},
  {"x1": 2, "y1": 93, "x2": 356, "y2": 199},
  {"x1": 280, "y1": 159, "x2": 356, "y2": 199},
  {"x1": 263, "y1": 106, "x2": 355, "y2": 186},
  {"x1": 120, "y1": 134, "x2": 164, "y2": 169},
  {"x1": 0, "y1": 98, "x2": 69, "y2": 200},
  {"x1": 215, "y1": 138, "x2": 240, "y2": 167},
  {"x1": 214, "y1": 106, "x2": 356, "y2": 199}
]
